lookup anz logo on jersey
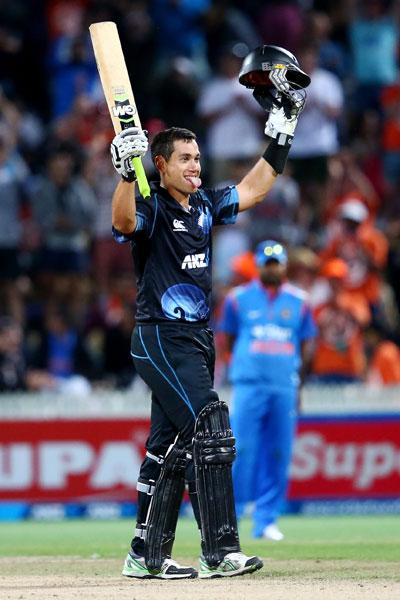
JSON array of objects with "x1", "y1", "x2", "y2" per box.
[{"x1": 181, "y1": 253, "x2": 208, "y2": 270}]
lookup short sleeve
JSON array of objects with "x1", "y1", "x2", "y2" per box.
[
  {"x1": 209, "y1": 186, "x2": 239, "y2": 226},
  {"x1": 219, "y1": 293, "x2": 239, "y2": 336},
  {"x1": 112, "y1": 197, "x2": 155, "y2": 243},
  {"x1": 299, "y1": 304, "x2": 318, "y2": 341}
]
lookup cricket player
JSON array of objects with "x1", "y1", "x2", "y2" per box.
[
  {"x1": 110, "y1": 46, "x2": 310, "y2": 579},
  {"x1": 220, "y1": 241, "x2": 316, "y2": 540}
]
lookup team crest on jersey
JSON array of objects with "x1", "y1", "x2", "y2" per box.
[
  {"x1": 181, "y1": 253, "x2": 208, "y2": 269},
  {"x1": 173, "y1": 219, "x2": 188, "y2": 232},
  {"x1": 281, "y1": 309, "x2": 292, "y2": 319}
]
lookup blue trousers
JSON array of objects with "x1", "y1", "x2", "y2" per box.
[{"x1": 230, "y1": 382, "x2": 297, "y2": 537}]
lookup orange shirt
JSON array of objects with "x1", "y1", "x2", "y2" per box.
[
  {"x1": 311, "y1": 293, "x2": 370, "y2": 378},
  {"x1": 368, "y1": 341, "x2": 400, "y2": 385},
  {"x1": 320, "y1": 224, "x2": 388, "y2": 304}
]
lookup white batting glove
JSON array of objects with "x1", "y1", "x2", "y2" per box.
[
  {"x1": 264, "y1": 105, "x2": 298, "y2": 139},
  {"x1": 110, "y1": 126, "x2": 148, "y2": 181},
  {"x1": 264, "y1": 87, "x2": 305, "y2": 139}
]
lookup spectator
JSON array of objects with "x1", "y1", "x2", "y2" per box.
[
  {"x1": 349, "y1": 0, "x2": 399, "y2": 113},
  {"x1": 287, "y1": 246, "x2": 320, "y2": 294},
  {"x1": 0, "y1": 316, "x2": 54, "y2": 392},
  {"x1": 365, "y1": 324, "x2": 400, "y2": 386},
  {"x1": 311, "y1": 258, "x2": 371, "y2": 383},
  {"x1": 0, "y1": 124, "x2": 30, "y2": 324},
  {"x1": 84, "y1": 142, "x2": 133, "y2": 296},
  {"x1": 205, "y1": 0, "x2": 261, "y2": 70},
  {"x1": 304, "y1": 11, "x2": 348, "y2": 81},
  {"x1": 289, "y1": 45, "x2": 344, "y2": 223},
  {"x1": 150, "y1": 0, "x2": 211, "y2": 79},
  {"x1": 28, "y1": 303, "x2": 93, "y2": 394},
  {"x1": 320, "y1": 199, "x2": 389, "y2": 313},
  {"x1": 152, "y1": 56, "x2": 202, "y2": 132},
  {"x1": 32, "y1": 144, "x2": 97, "y2": 301},
  {"x1": 197, "y1": 43, "x2": 263, "y2": 184}
]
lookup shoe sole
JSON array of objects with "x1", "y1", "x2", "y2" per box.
[
  {"x1": 123, "y1": 570, "x2": 198, "y2": 580},
  {"x1": 199, "y1": 558, "x2": 263, "y2": 579}
]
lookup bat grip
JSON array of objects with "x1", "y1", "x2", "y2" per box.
[{"x1": 133, "y1": 157, "x2": 151, "y2": 199}]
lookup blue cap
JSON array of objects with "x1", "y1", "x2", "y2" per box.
[{"x1": 255, "y1": 240, "x2": 288, "y2": 267}]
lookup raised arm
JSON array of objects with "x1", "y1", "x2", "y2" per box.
[
  {"x1": 236, "y1": 92, "x2": 303, "y2": 213},
  {"x1": 112, "y1": 179, "x2": 137, "y2": 234},
  {"x1": 110, "y1": 126, "x2": 148, "y2": 233},
  {"x1": 236, "y1": 157, "x2": 277, "y2": 212}
]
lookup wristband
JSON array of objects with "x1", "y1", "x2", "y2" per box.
[
  {"x1": 262, "y1": 134, "x2": 293, "y2": 174},
  {"x1": 121, "y1": 171, "x2": 137, "y2": 182}
]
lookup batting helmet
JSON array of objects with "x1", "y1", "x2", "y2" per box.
[{"x1": 239, "y1": 45, "x2": 311, "y2": 91}]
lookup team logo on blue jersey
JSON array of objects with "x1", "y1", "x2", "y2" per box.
[
  {"x1": 161, "y1": 284, "x2": 209, "y2": 321},
  {"x1": 281, "y1": 309, "x2": 292, "y2": 319}
]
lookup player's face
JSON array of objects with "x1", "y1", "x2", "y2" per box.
[
  {"x1": 259, "y1": 260, "x2": 286, "y2": 286},
  {"x1": 162, "y1": 139, "x2": 202, "y2": 194}
]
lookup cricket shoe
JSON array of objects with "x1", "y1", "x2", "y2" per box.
[
  {"x1": 262, "y1": 523, "x2": 284, "y2": 541},
  {"x1": 122, "y1": 552, "x2": 198, "y2": 579},
  {"x1": 199, "y1": 552, "x2": 263, "y2": 579}
]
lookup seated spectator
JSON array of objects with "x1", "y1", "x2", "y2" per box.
[
  {"x1": 320, "y1": 199, "x2": 388, "y2": 312},
  {"x1": 311, "y1": 258, "x2": 371, "y2": 383},
  {"x1": 0, "y1": 316, "x2": 54, "y2": 392},
  {"x1": 27, "y1": 304, "x2": 94, "y2": 395}
]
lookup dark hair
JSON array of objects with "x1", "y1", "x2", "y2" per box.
[{"x1": 151, "y1": 127, "x2": 197, "y2": 165}]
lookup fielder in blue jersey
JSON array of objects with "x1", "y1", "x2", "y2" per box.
[{"x1": 220, "y1": 240, "x2": 316, "y2": 540}]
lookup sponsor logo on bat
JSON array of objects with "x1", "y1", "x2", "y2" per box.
[{"x1": 112, "y1": 104, "x2": 137, "y2": 117}]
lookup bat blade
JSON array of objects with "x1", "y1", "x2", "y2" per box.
[{"x1": 89, "y1": 21, "x2": 150, "y2": 198}]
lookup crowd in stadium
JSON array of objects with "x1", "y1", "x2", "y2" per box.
[{"x1": 1, "y1": 0, "x2": 400, "y2": 394}]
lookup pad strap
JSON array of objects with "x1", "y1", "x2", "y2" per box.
[
  {"x1": 144, "y1": 441, "x2": 187, "y2": 573},
  {"x1": 193, "y1": 400, "x2": 240, "y2": 567}
]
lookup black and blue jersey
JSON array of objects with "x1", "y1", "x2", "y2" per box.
[{"x1": 113, "y1": 182, "x2": 239, "y2": 323}]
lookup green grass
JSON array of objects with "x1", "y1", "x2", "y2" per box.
[{"x1": 0, "y1": 516, "x2": 399, "y2": 580}]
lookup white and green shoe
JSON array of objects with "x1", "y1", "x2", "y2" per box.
[
  {"x1": 199, "y1": 552, "x2": 263, "y2": 579},
  {"x1": 122, "y1": 552, "x2": 198, "y2": 579}
]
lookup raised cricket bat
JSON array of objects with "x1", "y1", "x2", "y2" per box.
[{"x1": 89, "y1": 21, "x2": 150, "y2": 199}]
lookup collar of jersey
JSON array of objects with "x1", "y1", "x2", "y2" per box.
[{"x1": 151, "y1": 181, "x2": 195, "y2": 212}]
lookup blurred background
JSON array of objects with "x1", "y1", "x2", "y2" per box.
[{"x1": 0, "y1": 0, "x2": 400, "y2": 520}]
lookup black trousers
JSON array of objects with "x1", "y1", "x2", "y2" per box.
[
  {"x1": 130, "y1": 322, "x2": 217, "y2": 554},
  {"x1": 131, "y1": 322, "x2": 217, "y2": 453}
]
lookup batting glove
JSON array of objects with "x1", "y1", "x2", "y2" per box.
[
  {"x1": 264, "y1": 105, "x2": 298, "y2": 139},
  {"x1": 110, "y1": 127, "x2": 148, "y2": 182}
]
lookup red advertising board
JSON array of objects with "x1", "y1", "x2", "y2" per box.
[
  {"x1": 289, "y1": 417, "x2": 400, "y2": 498},
  {"x1": 1, "y1": 416, "x2": 399, "y2": 502},
  {"x1": 0, "y1": 420, "x2": 149, "y2": 502}
]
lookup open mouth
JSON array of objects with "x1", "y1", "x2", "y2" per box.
[{"x1": 185, "y1": 175, "x2": 202, "y2": 189}]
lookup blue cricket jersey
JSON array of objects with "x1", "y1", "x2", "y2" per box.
[
  {"x1": 113, "y1": 182, "x2": 238, "y2": 323},
  {"x1": 220, "y1": 280, "x2": 317, "y2": 388}
]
